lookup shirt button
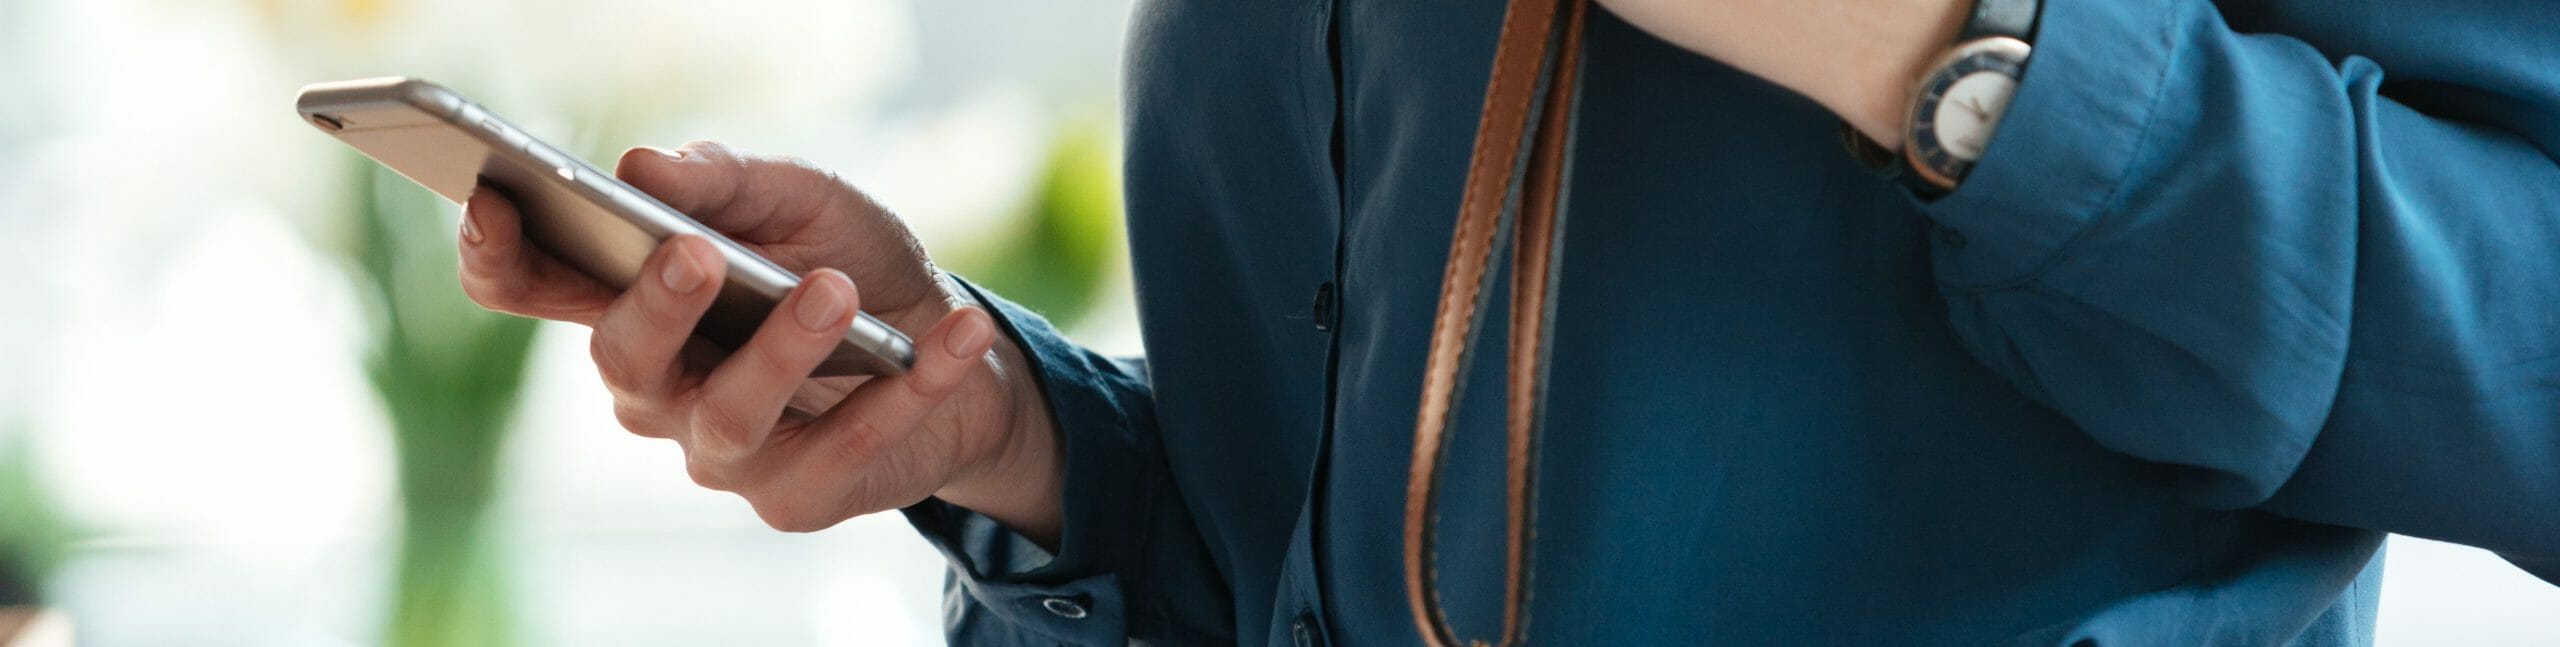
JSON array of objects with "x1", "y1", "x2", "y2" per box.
[
  {"x1": 1310, "y1": 281, "x2": 1339, "y2": 332},
  {"x1": 1040, "y1": 596, "x2": 1089, "y2": 620},
  {"x1": 1290, "y1": 615, "x2": 1318, "y2": 647}
]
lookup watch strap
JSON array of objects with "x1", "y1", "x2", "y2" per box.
[{"x1": 1959, "y1": 0, "x2": 2039, "y2": 43}]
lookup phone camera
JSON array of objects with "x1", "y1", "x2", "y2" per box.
[{"x1": 309, "y1": 113, "x2": 345, "y2": 132}]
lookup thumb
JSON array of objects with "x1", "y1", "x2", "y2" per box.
[
  {"x1": 615, "y1": 141, "x2": 749, "y2": 221},
  {"x1": 616, "y1": 141, "x2": 864, "y2": 240}
]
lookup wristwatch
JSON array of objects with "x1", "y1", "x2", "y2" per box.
[{"x1": 1846, "y1": 0, "x2": 2039, "y2": 196}]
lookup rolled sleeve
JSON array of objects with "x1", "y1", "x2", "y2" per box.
[
  {"x1": 1918, "y1": 0, "x2": 2181, "y2": 289},
  {"x1": 1907, "y1": 0, "x2": 2560, "y2": 566}
]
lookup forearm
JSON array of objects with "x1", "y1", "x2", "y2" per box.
[{"x1": 1598, "y1": 0, "x2": 1970, "y2": 149}]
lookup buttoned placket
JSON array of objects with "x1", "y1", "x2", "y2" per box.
[{"x1": 1271, "y1": 0, "x2": 1351, "y2": 645}]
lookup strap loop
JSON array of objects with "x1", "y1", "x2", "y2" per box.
[{"x1": 1402, "y1": 0, "x2": 1588, "y2": 645}]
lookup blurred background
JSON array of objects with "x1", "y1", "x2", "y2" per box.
[{"x1": 0, "y1": 0, "x2": 2550, "y2": 645}]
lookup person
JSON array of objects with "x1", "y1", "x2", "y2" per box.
[{"x1": 453, "y1": 0, "x2": 2560, "y2": 643}]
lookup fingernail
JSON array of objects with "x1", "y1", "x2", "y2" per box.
[
  {"x1": 659, "y1": 240, "x2": 704, "y2": 292},
  {"x1": 794, "y1": 274, "x2": 849, "y2": 332},
  {"x1": 944, "y1": 311, "x2": 993, "y2": 359},
  {"x1": 459, "y1": 204, "x2": 484, "y2": 245},
  {"x1": 645, "y1": 146, "x2": 684, "y2": 161}
]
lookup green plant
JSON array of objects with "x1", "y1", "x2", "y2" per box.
[
  {"x1": 0, "y1": 421, "x2": 70, "y2": 606},
  {"x1": 339, "y1": 159, "x2": 542, "y2": 647}
]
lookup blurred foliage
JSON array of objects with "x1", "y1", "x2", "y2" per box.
[
  {"x1": 340, "y1": 158, "x2": 541, "y2": 647},
  {"x1": 954, "y1": 117, "x2": 1125, "y2": 330},
  {"x1": 0, "y1": 422, "x2": 73, "y2": 606}
]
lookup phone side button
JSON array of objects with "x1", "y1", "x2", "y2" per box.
[{"x1": 476, "y1": 115, "x2": 526, "y2": 149}]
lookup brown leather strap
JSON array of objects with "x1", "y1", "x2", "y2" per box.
[{"x1": 1403, "y1": 0, "x2": 1587, "y2": 644}]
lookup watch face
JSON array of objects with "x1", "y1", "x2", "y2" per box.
[{"x1": 1906, "y1": 37, "x2": 2030, "y2": 189}]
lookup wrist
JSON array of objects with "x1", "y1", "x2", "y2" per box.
[
  {"x1": 928, "y1": 294, "x2": 1065, "y2": 548},
  {"x1": 1800, "y1": 1, "x2": 1973, "y2": 150},
  {"x1": 1600, "y1": 0, "x2": 1970, "y2": 149}
]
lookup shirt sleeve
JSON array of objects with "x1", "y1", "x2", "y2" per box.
[
  {"x1": 898, "y1": 277, "x2": 1234, "y2": 645},
  {"x1": 1918, "y1": 0, "x2": 2560, "y2": 581}
]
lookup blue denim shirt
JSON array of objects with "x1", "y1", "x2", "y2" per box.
[{"x1": 904, "y1": 0, "x2": 2560, "y2": 644}]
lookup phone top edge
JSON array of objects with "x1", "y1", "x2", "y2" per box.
[{"x1": 295, "y1": 77, "x2": 460, "y2": 118}]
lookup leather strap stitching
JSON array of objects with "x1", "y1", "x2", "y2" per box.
[{"x1": 1404, "y1": 0, "x2": 1585, "y2": 644}]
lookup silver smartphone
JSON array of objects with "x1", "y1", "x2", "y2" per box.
[{"x1": 298, "y1": 77, "x2": 915, "y2": 376}]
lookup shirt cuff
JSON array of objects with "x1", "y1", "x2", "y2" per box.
[
  {"x1": 1919, "y1": 0, "x2": 2185, "y2": 289},
  {"x1": 898, "y1": 276, "x2": 1161, "y2": 643}
]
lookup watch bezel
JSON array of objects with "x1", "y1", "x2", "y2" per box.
[{"x1": 1902, "y1": 36, "x2": 2032, "y2": 191}]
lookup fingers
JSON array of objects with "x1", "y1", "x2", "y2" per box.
[
  {"x1": 588, "y1": 234, "x2": 727, "y2": 399},
  {"x1": 652, "y1": 296, "x2": 1000, "y2": 532},
  {"x1": 797, "y1": 306, "x2": 997, "y2": 471},
  {"x1": 819, "y1": 306, "x2": 998, "y2": 436},
  {"x1": 692, "y1": 269, "x2": 864, "y2": 451},
  {"x1": 748, "y1": 307, "x2": 1001, "y2": 532},
  {"x1": 457, "y1": 187, "x2": 617, "y2": 324}
]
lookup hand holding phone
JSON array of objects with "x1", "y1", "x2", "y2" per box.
[
  {"x1": 300, "y1": 79, "x2": 1067, "y2": 539},
  {"x1": 462, "y1": 142, "x2": 1057, "y2": 537},
  {"x1": 300, "y1": 77, "x2": 914, "y2": 375}
]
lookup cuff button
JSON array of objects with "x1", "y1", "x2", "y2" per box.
[{"x1": 1041, "y1": 596, "x2": 1090, "y2": 620}]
